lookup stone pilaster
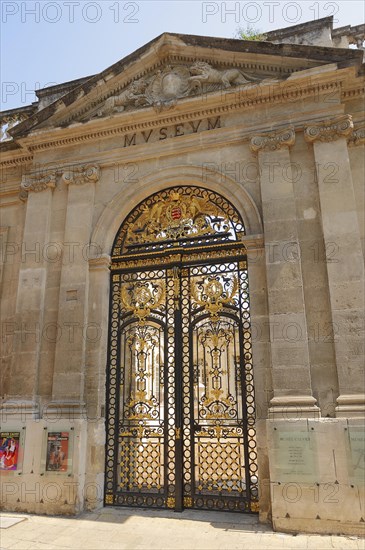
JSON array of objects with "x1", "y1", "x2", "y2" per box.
[
  {"x1": 6, "y1": 172, "x2": 56, "y2": 408},
  {"x1": 85, "y1": 253, "x2": 110, "y2": 416},
  {"x1": 50, "y1": 165, "x2": 100, "y2": 413},
  {"x1": 242, "y1": 235, "x2": 272, "y2": 520},
  {"x1": 251, "y1": 127, "x2": 319, "y2": 418},
  {"x1": 305, "y1": 115, "x2": 365, "y2": 417},
  {"x1": 84, "y1": 254, "x2": 110, "y2": 510}
]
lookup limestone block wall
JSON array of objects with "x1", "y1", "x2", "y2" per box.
[{"x1": 0, "y1": 94, "x2": 364, "y2": 535}]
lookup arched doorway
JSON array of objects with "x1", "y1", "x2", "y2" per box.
[{"x1": 104, "y1": 186, "x2": 258, "y2": 512}]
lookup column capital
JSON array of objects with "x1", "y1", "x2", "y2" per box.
[
  {"x1": 250, "y1": 126, "x2": 295, "y2": 154},
  {"x1": 304, "y1": 114, "x2": 353, "y2": 143},
  {"x1": 348, "y1": 124, "x2": 365, "y2": 147},
  {"x1": 20, "y1": 171, "x2": 56, "y2": 193},
  {"x1": 62, "y1": 164, "x2": 100, "y2": 185}
]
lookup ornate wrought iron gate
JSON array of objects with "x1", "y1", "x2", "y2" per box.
[{"x1": 105, "y1": 187, "x2": 258, "y2": 512}]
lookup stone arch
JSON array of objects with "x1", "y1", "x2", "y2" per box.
[{"x1": 91, "y1": 164, "x2": 263, "y2": 256}]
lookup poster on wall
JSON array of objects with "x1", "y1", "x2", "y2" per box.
[
  {"x1": 46, "y1": 432, "x2": 69, "y2": 472},
  {"x1": 0, "y1": 431, "x2": 20, "y2": 471}
]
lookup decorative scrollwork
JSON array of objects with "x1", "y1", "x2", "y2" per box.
[
  {"x1": 250, "y1": 126, "x2": 295, "y2": 153},
  {"x1": 196, "y1": 425, "x2": 243, "y2": 441},
  {"x1": 21, "y1": 172, "x2": 56, "y2": 193},
  {"x1": 123, "y1": 326, "x2": 161, "y2": 420},
  {"x1": 125, "y1": 190, "x2": 230, "y2": 247},
  {"x1": 107, "y1": 187, "x2": 257, "y2": 512},
  {"x1": 113, "y1": 187, "x2": 245, "y2": 256},
  {"x1": 196, "y1": 320, "x2": 238, "y2": 420},
  {"x1": 62, "y1": 164, "x2": 100, "y2": 185},
  {"x1": 120, "y1": 281, "x2": 165, "y2": 324},
  {"x1": 304, "y1": 114, "x2": 353, "y2": 143},
  {"x1": 191, "y1": 275, "x2": 238, "y2": 322}
]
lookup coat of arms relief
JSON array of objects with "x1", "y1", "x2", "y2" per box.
[{"x1": 95, "y1": 61, "x2": 262, "y2": 117}]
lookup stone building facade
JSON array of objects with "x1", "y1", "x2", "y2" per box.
[{"x1": 0, "y1": 17, "x2": 364, "y2": 536}]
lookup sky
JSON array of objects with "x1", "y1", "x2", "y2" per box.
[{"x1": 1, "y1": 0, "x2": 365, "y2": 111}]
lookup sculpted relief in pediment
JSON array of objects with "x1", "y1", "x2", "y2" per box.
[{"x1": 95, "y1": 62, "x2": 260, "y2": 118}]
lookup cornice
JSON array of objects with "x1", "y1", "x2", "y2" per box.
[
  {"x1": 0, "y1": 154, "x2": 33, "y2": 167},
  {"x1": 250, "y1": 126, "x2": 295, "y2": 153},
  {"x1": 304, "y1": 114, "x2": 353, "y2": 143},
  {"x1": 0, "y1": 105, "x2": 349, "y2": 181},
  {"x1": 341, "y1": 86, "x2": 365, "y2": 100},
  {"x1": 20, "y1": 79, "x2": 345, "y2": 154}
]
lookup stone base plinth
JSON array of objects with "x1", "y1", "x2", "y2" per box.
[
  {"x1": 0, "y1": 416, "x2": 89, "y2": 515},
  {"x1": 336, "y1": 394, "x2": 365, "y2": 418},
  {"x1": 268, "y1": 396, "x2": 320, "y2": 419},
  {"x1": 267, "y1": 417, "x2": 365, "y2": 536}
]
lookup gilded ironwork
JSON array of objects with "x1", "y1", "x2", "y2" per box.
[
  {"x1": 184, "y1": 496, "x2": 193, "y2": 508},
  {"x1": 105, "y1": 186, "x2": 257, "y2": 513},
  {"x1": 167, "y1": 497, "x2": 176, "y2": 508},
  {"x1": 124, "y1": 190, "x2": 228, "y2": 246},
  {"x1": 112, "y1": 186, "x2": 245, "y2": 257},
  {"x1": 120, "y1": 281, "x2": 165, "y2": 324},
  {"x1": 250, "y1": 501, "x2": 259, "y2": 512},
  {"x1": 191, "y1": 275, "x2": 238, "y2": 322}
]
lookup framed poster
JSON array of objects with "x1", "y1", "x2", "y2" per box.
[
  {"x1": 46, "y1": 432, "x2": 69, "y2": 472},
  {"x1": 0, "y1": 431, "x2": 20, "y2": 471}
]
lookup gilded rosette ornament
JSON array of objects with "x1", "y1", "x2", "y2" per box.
[
  {"x1": 250, "y1": 126, "x2": 295, "y2": 153},
  {"x1": 62, "y1": 164, "x2": 100, "y2": 185},
  {"x1": 21, "y1": 171, "x2": 56, "y2": 193},
  {"x1": 304, "y1": 114, "x2": 353, "y2": 143}
]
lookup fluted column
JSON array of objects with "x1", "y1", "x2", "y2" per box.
[
  {"x1": 50, "y1": 165, "x2": 100, "y2": 415},
  {"x1": 7, "y1": 172, "x2": 55, "y2": 406},
  {"x1": 251, "y1": 127, "x2": 319, "y2": 418},
  {"x1": 305, "y1": 115, "x2": 365, "y2": 417}
]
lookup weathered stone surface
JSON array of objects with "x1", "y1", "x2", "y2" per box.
[{"x1": 0, "y1": 19, "x2": 364, "y2": 537}]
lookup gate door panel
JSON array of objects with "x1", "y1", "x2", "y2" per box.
[{"x1": 105, "y1": 186, "x2": 258, "y2": 512}]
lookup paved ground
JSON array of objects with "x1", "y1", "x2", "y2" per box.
[{"x1": 0, "y1": 508, "x2": 363, "y2": 550}]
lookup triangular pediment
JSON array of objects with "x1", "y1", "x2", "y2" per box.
[{"x1": 8, "y1": 32, "x2": 363, "y2": 139}]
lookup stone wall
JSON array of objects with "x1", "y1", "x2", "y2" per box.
[{"x1": 0, "y1": 40, "x2": 364, "y2": 535}]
